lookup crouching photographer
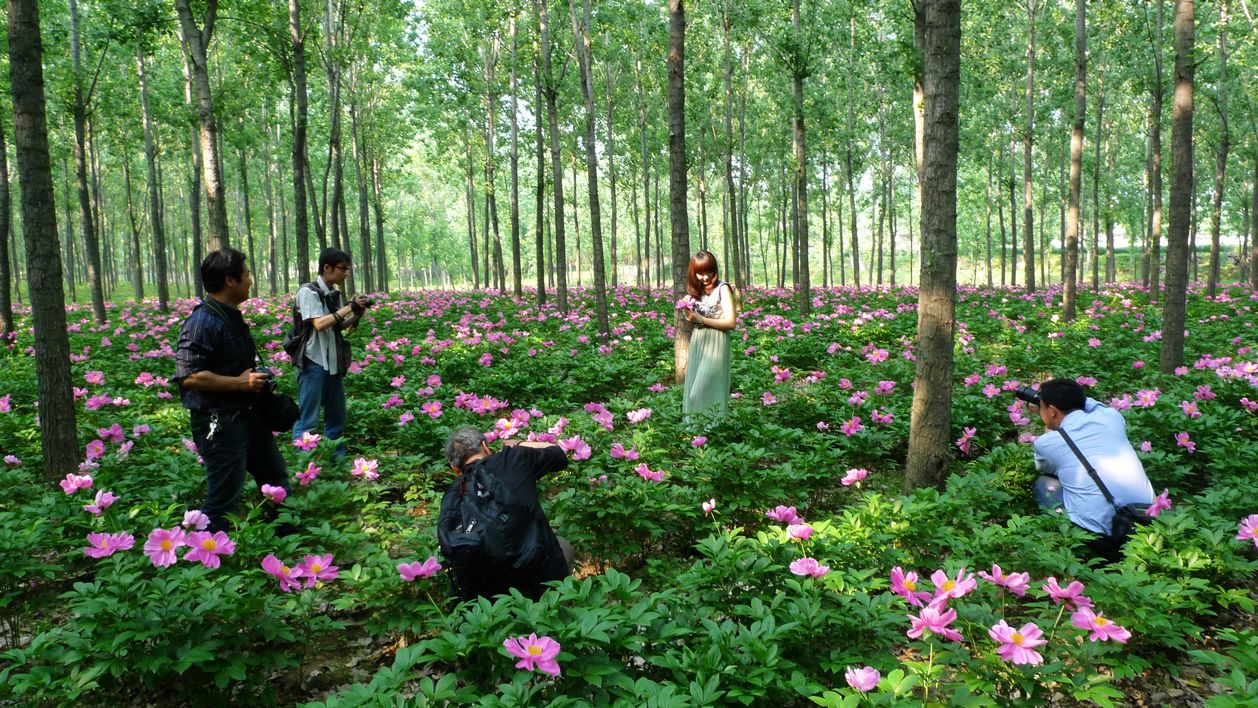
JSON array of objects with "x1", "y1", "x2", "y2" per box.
[{"x1": 1021, "y1": 378, "x2": 1154, "y2": 565}]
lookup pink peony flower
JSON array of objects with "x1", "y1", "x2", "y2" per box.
[
  {"x1": 1175, "y1": 432, "x2": 1196, "y2": 453},
  {"x1": 786, "y1": 523, "x2": 813, "y2": 541},
  {"x1": 144, "y1": 527, "x2": 186, "y2": 567},
  {"x1": 421, "y1": 400, "x2": 444, "y2": 418},
  {"x1": 84, "y1": 531, "x2": 135, "y2": 558},
  {"x1": 261, "y1": 484, "x2": 287, "y2": 504},
  {"x1": 293, "y1": 432, "x2": 321, "y2": 451},
  {"x1": 351, "y1": 458, "x2": 380, "y2": 480},
  {"x1": 609, "y1": 442, "x2": 639, "y2": 460},
  {"x1": 1146, "y1": 489, "x2": 1172, "y2": 517},
  {"x1": 60, "y1": 473, "x2": 94, "y2": 495},
  {"x1": 397, "y1": 556, "x2": 442, "y2": 581},
  {"x1": 701, "y1": 498, "x2": 717, "y2": 514},
  {"x1": 840, "y1": 416, "x2": 863, "y2": 436},
  {"x1": 766, "y1": 505, "x2": 803, "y2": 525},
  {"x1": 844, "y1": 666, "x2": 880, "y2": 692},
  {"x1": 398, "y1": 411, "x2": 415, "y2": 426},
  {"x1": 635, "y1": 463, "x2": 665, "y2": 482},
  {"x1": 83, "y1": 490, "x2": 119, "y2": 515},
  {"x1": 789, "y1": 556, "x2": 831, "y2": 578},
  {"x1": 955, "y1": 426, "x2": 977, "y2": 454},
  {"x1": 626, "y1": 408, "x2": 652, "y2": 423},
  {"x1": 930, "y1": 568, "x2": 977, "y2": 601},
  {"x1": 299, "y1": 553, "x2": 339, "y2": 587},
  {"x1": 1042, "y1": 577, "x2": 1092, "y2": 609},
  {"x1": 977, "y1": 564, "x2": 1030, "y2": 596},
  {"x1": 262, "y1": 554, "x2": 306, "y2": 592},
  {"x1": 1071, "y1": 607, "x2": 1131, "y2": 643},
  {"x1": 890, "y1": 567, "x2": 932, "y2": 607},
  {"x1": 297, "y1": 462, "x2": 321, "y2": 486},
  {"x1": 907, "y1": 604, "x2": 963, "y2": 642},
  {"x1": 989, "y1": 620, "x2": 1047, "y2": 664},
  {"x1": 1237, "y1": 514, "x2": 1258, "y2": 547},
  {"x1": 691, "y1": 435, "x2": 707, "y2": 447},
  {"x1": 503, "y1": 633, "x2": 562, "y2": 676},
  {"x1": 1140, "y1": 440, "x2": 1153, "y2": 453},
  {"x1": 182, "y1": 509, "x2": 210, "y2": 531},
  {"x1": 841, "y1": 468, "x2": 869, "y2": 486},
  {"x1": 761, "y1": 391, "x2": 778, "y2": 406},
  {"x1": 184, "y1": 531, "x2": 235, "y2": 568}
]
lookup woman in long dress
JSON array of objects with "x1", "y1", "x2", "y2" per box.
[{"x1": 681, "y1": 251, "x2": 737, "y2": 420}]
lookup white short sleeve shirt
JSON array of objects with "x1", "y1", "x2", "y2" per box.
[{"x1": 296, "y1": 277, "x2": 341, "y2": 375}]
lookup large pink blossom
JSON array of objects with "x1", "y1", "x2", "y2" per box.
[
  {"x1": 841, "y1": 468, "x2": 868, "y2": 486},
  {"x1": 977, "y1": 564, "x2": 1030, "y2": 596},
  {"x1": 351, "y1": 458, "x2": 380, "y2": 480},
  {"x1": 261, "y1": 484, "x2": 287, "y2": 504},
  {"x1": 144, "y1": 527, "x2": 186, "y2": 567},
  {"x1": 84, "y1": 531, "x2": 135, "y2": 558},
  {"x1": 293, "y1": 432, "x2": 321, "y2": 451},
  {"x1": 930, "y1": 568, "x2": 977, "y2": 601},
  {"x1": 398, "y1": 556, "x2": 443, "y2": 581},
  {"x1": 988, "y1": 620, "x2": 1046, "y2": 664},
  {"x1": 789, "y1": 557, "x2": 831, "y2": 578},
  {"x1": 766, "y1": 505, "x2": 803, "y2": 525},
  {"x1": 184, "y1": 531, "x2": 236, "y2": 568},
  {"x1": 297, "y1": 462, "x2": 321, "y2": 486},
  {"x1": 907, "y1": 604, "x2": 963, "y2": 642},
  {"x1": 1042, "y1": 577, "x2": 1092, "y2": 609},
  {"x1": 83, "y1": 490, "x2": 119, "y2": 515},
  {"x1": 844, "y1": 666, "x2": 880, "y2": 692},
  {"x1": 503, "y1": 633, "x2": 562, "y2": 676},
  {"x1": 299, "y1": 553, "x2": 339, "y2": 587},
  {"x1": 182, "y1": 509, "x2": 210, "y2": 531},
  {"x1": 1237, "y1": 515, "x2": 1258, "y2": 547},
  {"x1": 890, "y1": 567, "x2": 932, "y2": 607},
  {"x1": 786, "y1": 523, "x2": 813, "y2": 541},
  {"x1": 262, "y1": 554, "x2": 306, "y2": 592},
  {"x1": 1175, "y1": 432, "x2": 1196, "y2": 453},
  {"x1": 1071, "y1": 607, "x2": 1131, "y2": 643},
  {"x1": 60, "y1": 473, "x2": 94, "y2": 495},
  {"x1": 1146, "y1": 489, "x2": 1172, "y2": 517}
]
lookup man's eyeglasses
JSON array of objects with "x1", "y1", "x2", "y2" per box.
[{"x1": 335, "y1": 264, "x2": 352, "y2": 272}]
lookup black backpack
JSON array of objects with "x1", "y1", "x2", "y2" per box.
[
  {"x1": 437, "y1": 462, "x2": 544, "y2": 575},
  {"x1": 282, "y1": 283, "x2": 339, "y2": 364}
]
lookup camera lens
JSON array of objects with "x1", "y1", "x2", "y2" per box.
[{"x1": 1013, "y1": 385, "x2": 1040, "y2": 406}]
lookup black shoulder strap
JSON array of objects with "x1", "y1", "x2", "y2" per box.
[
  {"x1": 1056, "y1": 428, "x2": 1118, "y2": 507},
  {"x1": 200, "y1": 298, "x2": 260, "y2": 363}
]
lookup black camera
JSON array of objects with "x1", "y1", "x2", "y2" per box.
[
  {"x1": 362, "y1": 298, "x2": 374, "y2": 308},
  {"x1": 257, "y1": 367, "x2": 278, "y2": 395},
  {"x1": 1013, "y1": 385, "x2": 1040, "y2": 406}
]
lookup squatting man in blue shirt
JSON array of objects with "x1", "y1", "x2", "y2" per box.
[{"x1": 1028, "y1": 378, "x2": 1154, "y2": 564}]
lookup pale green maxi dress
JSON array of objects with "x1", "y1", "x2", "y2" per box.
[{"x1": 683, "y1": 282, "x2": 732, "y2": 420}]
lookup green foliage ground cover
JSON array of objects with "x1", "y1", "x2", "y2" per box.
[{"x1": 0, "y1": 282, "x2": 1256, "y2": 706}]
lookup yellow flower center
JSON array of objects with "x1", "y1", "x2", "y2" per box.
[
  {"x1": 1012, "y1": 632, "x2": 1025, "y2": 645},
  {"x1": 202, "y1": 539, "x2": 218, "y2": 551},
  {"x1": 903, "y1": 579, "x2": 917, "y2": 591},
  {"x1": 280, "y1": 565, "x2": 290, "y2": 575},
  {"x1": 1094, "y1": 617, "x2": 1110, "y2": 627},
  {"x1": 99, "y1": 539, "x2": 109, "y2": 549},
  {"x1": 941, "y1": 580, "x2": 955, "y2": 592},
  {"x1": 311, "y1": 563, "x2": 323, "y2": 573},
  {"x1": 160, "y1": 540, "x2": 173, "y2": 551},
  {"x1": 527, "y1": 644, "x2": 543, "y2": 657}
]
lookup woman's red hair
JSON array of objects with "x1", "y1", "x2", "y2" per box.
[{"x1": 686, "y1": 251, "x2": 718, "y2": 298}]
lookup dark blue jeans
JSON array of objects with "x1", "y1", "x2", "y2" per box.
[
  {"x1": 294, "y1": 359, "x2": 347, "y2": 457},
  {"x1": 190, "y1": 408, "x2": 289, "y2": 533}
]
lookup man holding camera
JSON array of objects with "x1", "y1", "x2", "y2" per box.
[
  {"x1": 1027, "y1": 378, "x2": 1154, "y2": 562},
  {"x1": 175, "y1": 248, "x2": 290, "y2": 534},
  {"x1": 291, "y1": 248, "x2": 371, "y2": 456}
]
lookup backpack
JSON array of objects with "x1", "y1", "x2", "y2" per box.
[
  {"x1": 437, "y1": 462, "x2": 544, "y2": 575},
  {"x1": 282, "y1": 283, "x2": 339, "y2": 365}
]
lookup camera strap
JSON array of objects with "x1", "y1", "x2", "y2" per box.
[
  {"x1": 201, "y1": 297, "x2": 260, "y2": 366},
  {"x1": 1056, "y1": 428, "x2": 1119, "y2": 509}
]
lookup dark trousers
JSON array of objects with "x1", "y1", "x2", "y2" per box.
[{"x1": 190, "y1": 409, "x2": 290, "y2": 533}]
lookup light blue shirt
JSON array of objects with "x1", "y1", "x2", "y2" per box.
[{"x1": 1033, "y1": 398, "x2": 1154, "y2": 535}]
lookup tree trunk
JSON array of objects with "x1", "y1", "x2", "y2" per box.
[
  {"x1": 509, "y1": 18, "x2": 523, "y2": 296},
  {"x1": 1252, "y1": 150, "x2": 1258, "y2": 290},
  {"x1": 123, "y1": 155, "x2": 145, "y2": 301},
  {"x1": 1022, "y1": 0, "x2": 1037, "y2": 292},
  {"x1": 263, "y1": 105, "x2": 278, "y2": 295},
  {"x1": 846, "y1": 12, "x2": 860, "y2": 289},
  {"x1": 465, "y1": 125, "x2": 479, "y2": 289},
  {"x1": 533, "y1": 46, "x2": 547, "y2": 304},
  {"x1": 8, "y1": 0, "x2": 80, "y2": 481},
  {"x1": 668, "y1": 0, "x2": 690, "y2": 382},
  {"x1": 792, "y1": 0, "x2": 810, "y2": 315},
  {"x1": 1091, "y1": 48, "x2": 1106, "y2": 287},
  {"x1": 570, "y1": 0, "x2": 610, "y2": 335},
  {"x1": 175, "y1": 0, "x2": 229, "y2": 251},
  {"x1": 68, "y1": 0, "x2": 106, "y2": 322},
  {"x1": 1149, "y1": 0, "x2": 1165, "y2": 297},
  {"x1": 0, "y1": 117, "x2": 12, "y2": 337},
  {"x1": 604, "y1": 58, "x2": 619, "y2": 289},
  {"x1": 1206, "y1": 0, "x2": 1228, "y2": 297},
  {"x1": 722, "y1": 6, "x2": 742, "y2": 289},
  {"x1": 483, "y1": 40, "x2": 505, "y2": 292},
  {"x1": 905, "y1": 0, "x2": 960, "y2": 492},
  {"x1": 538, "y1": 0, "x2": 568, "y2": 311},
  {"x1": 635, "y1": 55, "x2": 650, "y2": 287},
  {"x1": 238, "y1": 143, "x2": 257, "y2": 297},
  {"x1": 1063, "y1": 0, "x2": 1085, "y2": 320},
  {"x1": 371, "y1": 153, "x2": 387, "y2": 292},
  {"x1": 136, "y1": 32, "x2": 169, "y2": 309},
  {"x1": 984, "y1": 155, "x2": 994, "y2": 287},
  {"x1": 350, "y1": 102, "x2": 372, "y2": 292},
  {"x1": 287, "y1": 0, "x2": 311, "y2": 283},
  {"x1": 1160, "y1": 0, "x2": 1193, "y2": 373}
]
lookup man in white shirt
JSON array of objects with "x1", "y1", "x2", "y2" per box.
[
  {"x1": 292, "y1": 248, "x2": 370, "y2": 457},
  {"x1": 1032, "y1": 378, "x2": 1154, "y2": 563}
]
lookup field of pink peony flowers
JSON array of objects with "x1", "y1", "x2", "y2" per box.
[{"x1": 1, "y1": 282, "x2": 1256, "y2": 705}]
